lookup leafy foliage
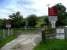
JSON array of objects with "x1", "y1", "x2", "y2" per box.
[
  {"x1": 55, "y1": 3, "x2": 67, "y2": 26},
  {"x1": 26, "y1": 15, "x2": 38, "y2": 28},
  {"x1": 44, "y1": 17, "x2": 50, "y2": 25},
  {"x1": 9, "y1": 12, "x2": 25, "y2": 28},
  {"x1": 55, "y1": 3, "x2": 66, "y2": 12}
]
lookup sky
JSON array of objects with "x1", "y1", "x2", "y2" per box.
[{"x1": 0, "y1": 0, "x2": 67, "y2": 19}]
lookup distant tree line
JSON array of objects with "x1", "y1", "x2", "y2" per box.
[{"x1": 0, "y1": 12, "x2": 39, "y2": 29}]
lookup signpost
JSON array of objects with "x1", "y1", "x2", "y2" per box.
[
  {"x1": 48, "y1": 6, "x2": 58, "y2": 28},
  {"x1": 6, "y1": 23, "x2": 11, "y2": 36}
]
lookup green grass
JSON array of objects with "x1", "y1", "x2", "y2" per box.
[
  {"x1": 0, "y1": 34, "x2": 16, "y2": 48},
  {"x1": 34, "y1": 39, "x2": 67, "y2": 50},
  {"x1": 14, "y1": 28, "x2": 37, "y2": 34}
]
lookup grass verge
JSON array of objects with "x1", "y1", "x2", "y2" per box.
[
  {"x1": 34, "y1": 39, "x2": 67, "y2": 50},
  {"x1": 0, "y1": 35, "x2": 16, "y2": 48}
]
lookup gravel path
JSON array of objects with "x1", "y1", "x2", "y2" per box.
[{"x1": 1, "y1": 34, "x2": 42, "y2": 50}]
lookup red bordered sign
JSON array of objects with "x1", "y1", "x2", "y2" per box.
[{"x1": 48, "y1": 6, "x2": 58, "y2": 16}]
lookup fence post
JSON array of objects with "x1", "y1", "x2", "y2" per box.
[
  {"x1": 3, "y1": 29, "x2": 6, "y2": 38},
  {"x1": 65, "y1": 26, "x2": 67, "y2": 40}
]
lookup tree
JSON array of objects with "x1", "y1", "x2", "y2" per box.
[
  {"x1": 56, "y1": 12, "x2": 67, "y2": 26},
  {"x1": 55, "y1": 3, "x2": 67, "y2": 26},
  {"x1": 0, "y1": 19, "x2": 5, "y2": 29},
  {"x1": 9, "y1": 12, "x2": 24, "y2": 28},
  {"x1": 55, "y1": 3, "x2": 66, "y2": 13},
  {"x1": 44, "y1": 17, "x2": 50, "y2": 25},
  {"x1": 27, "y1": 15, "x2": 38, "y2": 28}
]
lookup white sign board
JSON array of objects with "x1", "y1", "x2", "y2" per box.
[
  {"x1": 48, "y1": 16, "x2": 57, "y2": 22},
  {"x1": 6, "y1": 24, "x2": 11, "y2": 28},
  {"x1": 56, "y1": 28, "x2": 64, "y2": 33},
  {"x1": 48, "y1": 16, "x2": 57, "y2": 28}
]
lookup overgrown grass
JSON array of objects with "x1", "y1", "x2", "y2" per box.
[
  {"x1": 34, "y1": 39, "x2": 67, "y2": 50},
  {"x1": 0, "y1": 34, "x2": 16, "y2": 48}
]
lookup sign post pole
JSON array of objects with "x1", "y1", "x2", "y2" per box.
[{"x1": 6, "y1": 23, "x2": 11, "y2": 36}]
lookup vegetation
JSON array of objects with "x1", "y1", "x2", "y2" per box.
[
  {"x1": 26, "y1": 15, "x2": 38, "y2": 28},
  {"x1": 13, "y1": 28, "x2": 38, "y2": 34},
  {"x1": 55, "y1": 3, "x2": 67, "y2": 26},
  {"x1": 34, "y1": 39, "x2": 67, "y2": 50},
  {"x1": 0, "y1": 34, "x2": 16, "y2": 48},
  {"x1": 9, "y1": 12, "x2": 24, "y2": 28}
]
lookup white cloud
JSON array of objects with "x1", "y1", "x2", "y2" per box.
[
  {"x1": 22, "y1": 0, "x2": 67, "y2": 17},
  {"x1": 0, "y1": 0, "x2": 67, "y2": 19}
]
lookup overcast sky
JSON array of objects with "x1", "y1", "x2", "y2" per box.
[{"x1": 0, "y1": 0, "x2": 67, "y2": 19}]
